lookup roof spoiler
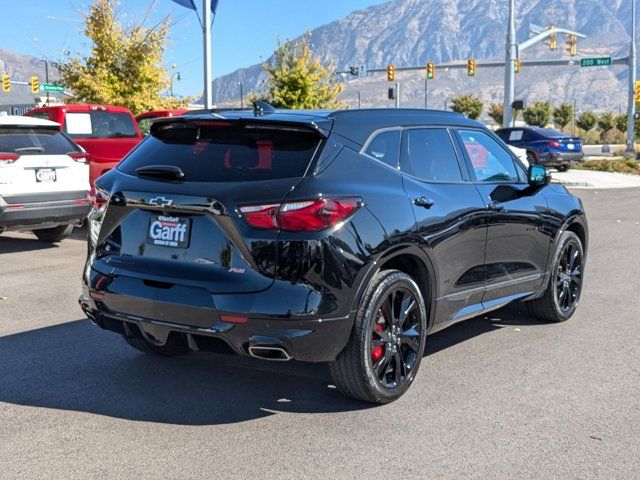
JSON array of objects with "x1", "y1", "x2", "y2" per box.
[{"x1": 253, "y1": 101, "x2": 276, "y2": 117}]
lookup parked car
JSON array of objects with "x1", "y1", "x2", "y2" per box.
[
  {"x1": 136, "y1": 110, "x2": 189, "y2": 136},
  {"x1": 79, "y1": 107, "x2": 588, "y2": 404},
  {"x1": 0, "y1": 115, "x2": 90, "y2": 242},
  {"x1": 495, "y1": 126, "x2": 583, "y2": 171},
  {"x1": 25, "y1": 104, "x2": 143, "y2": 186}
]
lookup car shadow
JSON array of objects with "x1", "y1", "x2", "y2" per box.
[
  {"x1": 0, "y1": 305, "x2": 549, "y2": 425},
  {"x1": 0, "y1": 227, "x2": 86, "y2": 254}
]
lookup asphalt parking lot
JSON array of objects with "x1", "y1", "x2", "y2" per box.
[{"x1": 1, "y1": 188, "x2": 639, "y2": 479}]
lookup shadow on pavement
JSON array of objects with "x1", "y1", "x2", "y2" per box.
[
  {"x1": 0, "y1": 304, "x2": 547, "y2": 425},
  {"x1": 0, "y1": 227, "x2": 86, "y2": 254}
]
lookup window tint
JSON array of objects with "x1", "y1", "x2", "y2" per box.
[
  {"x1": 364, "y1": 130, "x2": 400, "y2": 168},
  {"x1": 118, "y1": 124, "x2": 321, "y2": 182},
  {"x1": 400, "y1": 128, "x2": 462, "y2": 182},
  {"x1": 0, "y1": 127, "x2": 80, "y2": 155},
  {"x1": 458, "y1": 129, "x2": 520, "y2": 183},
  {"x1": 64, "y1": 111, "x2": 138, "y2": 139}
]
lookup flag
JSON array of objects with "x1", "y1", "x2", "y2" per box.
[
  {"x1": 170, "y1": 0, "x2": 219, "y2": 14},
  {"x1": 170, "y1": 0, "x2": 196, "y2": 10}
]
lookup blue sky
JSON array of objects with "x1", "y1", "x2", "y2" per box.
[{"x1": 0, "y1": 0, "x2": 386, "y2": 97}]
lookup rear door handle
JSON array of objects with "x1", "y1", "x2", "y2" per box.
[
  {"x1": 413, "y1": 197, "x2": 435, "y2": 209},
  {"x1": 487, "y1": 200, "x2": 505, "y2": 212}
]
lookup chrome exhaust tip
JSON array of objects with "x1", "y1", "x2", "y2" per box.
[{"x1": 248, "y1": 345, "x2": 292, "y2": 361}]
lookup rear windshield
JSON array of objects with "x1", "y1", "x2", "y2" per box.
[
  {"x1": 531, "y1": 128, "x2": 568, "y2": 138},
  {"x1": 0, "y1": 127, "x2": 80, "y2": 155},
  {"x1": 64, "y1": 111, "x2": 138, "y2": 139},
  {"x1": 118, "y1": 124, "x2": 322, "y2": 182}
]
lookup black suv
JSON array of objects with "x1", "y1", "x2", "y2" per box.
[{"x1": 80, "y1": 107, "x2": 588, "y2": 404}]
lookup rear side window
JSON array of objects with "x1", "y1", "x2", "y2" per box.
[
  {"x1": 364, "y1": 130, "x2": 400, "y2": 168},
  {"x1": 400, "y1": 128, "x2": 462, "y2": 182},
  {"x1": 65, "y1": 111, "x2": 137, "y2": 139},
  {"x1": 0, "y1": 127, "x2": 80, "y2": 155},
  {"x1": 118, "y1": 124, "x2": 322, "y2": 182}
]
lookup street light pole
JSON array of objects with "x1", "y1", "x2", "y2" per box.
[
  {"x1": 238, "y1": 81, "x2": 244, "y2": 109},
  {"x1": 626, "y1": 0, "x2": 637, "y2": 156},
  {"x1": 203, "y1": 0, "x2": 213, "y2": 109},
  {"x1": 503, "y1": 0, "x2": 517, "y2": 127}
]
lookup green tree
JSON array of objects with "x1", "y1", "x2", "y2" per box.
[
  {"x1": 56, "y1": 0, "x2": 188, "y2": 114},
  {"x1": 615, "y1": 114, "x2": 627, "y2": 133},
  {"x1": 598, "y1": 112, "x2": 616, "y2": 132},
  {"x1": 487, "y1": 103, "x2": 503, "y2": 125},
  {"x1": 523, "y1": 101, "x2": 552, "y2": 127},
  {"x1": 256, "y1": 34, "x2": 343, "y2": 109},
  {"x1": 450, "y1": 94, "x2": 483, "y2": 120},
  {"x1": 575, "y1": 111, "x2": 597, "y2": 132},
  {"x1": 553, "y1": 102, "x2": 573, "y2": 129}
]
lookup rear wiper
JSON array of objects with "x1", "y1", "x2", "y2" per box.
[{"x1": 135, "y1": 165, "x2": 185, "y2": 182}]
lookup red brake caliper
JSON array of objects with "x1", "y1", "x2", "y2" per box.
[{"x1": 371, "y1": 323, "x2": 384, "y2": 361}]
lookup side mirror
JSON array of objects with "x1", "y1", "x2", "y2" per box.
[{"x1": 528, "y1": 164, "x2": 551, "y2": 187}]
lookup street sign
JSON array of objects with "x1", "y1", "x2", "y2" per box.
[
  {"x1": 40, "y1": 83, "x2": 64, "y2": 93},
  {"x1": 580, "y1": 57, "x2": 612, "y2": 67}
]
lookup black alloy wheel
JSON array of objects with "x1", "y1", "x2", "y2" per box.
[
  {"x1": 555, "y1": 239, "x2": 582, "y2": 313},
  {"x1": 527, "y1": 231, "x2": 584, "y2": 322},
  {"x1": 329, "y1": 269, "x2": 427, "y2": 404},
  {"x1": 369, "y1": 286, "x2": 423, "y2": 390}
]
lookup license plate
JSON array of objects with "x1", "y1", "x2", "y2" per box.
[
  {"x1": 35, "y1": 168, "x2": 57, "y2": 183},
  {"x1": 567, "y1": 143, "x2": 575, "y2": 150},
  {"x1": 147, "y1": 215, "x2": 191, "y2": 248}
]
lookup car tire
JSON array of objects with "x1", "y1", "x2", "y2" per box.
[
  {"x1": 526, "y1": 152, "x2": 537, "y2": 165},
  {"x1": 329, "y1": 269, "x2": 427, "y2": 404},
  {"x1": 122, "y1": 333, "x2": 190, "y2": 357},
  {"x1": 34, "y1": 224, "x2": 74, "y2": 243},
  {"x1": 527, "y1": 231, "x2": 584, "y2": 322}
]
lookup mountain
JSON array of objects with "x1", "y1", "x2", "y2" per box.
[
  {"x1": 212, "y1": 0, "x2": 634, "y2": 114},
  {"x1": 0, "y1": 49, "x2": 54, "y2": 105}
]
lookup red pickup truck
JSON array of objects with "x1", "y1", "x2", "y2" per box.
[{"x1": 25, "y1": 104, "x2": 143, "y2": 185}]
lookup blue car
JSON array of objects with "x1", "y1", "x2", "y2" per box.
[{"x1": 496, "y1": 127, "x2": 584, "y2": 172}]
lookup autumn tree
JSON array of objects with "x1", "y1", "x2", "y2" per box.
[
  {"x1": 450, "y1": 94, "x2": 483, "y2": 120},
  {"x1": 255, "y1": 34, "x2": 343, "y2": 109},
  {"x1": 523, "y1": 101, "x2": 552, "y2": 127},
  {"x1": 553, "y1": 102, "x2": 573, "y2": 130},
  {"x1": 56, "y1": 0, "x2": 188, "y2": 114},
  {"x1": 487, "y1": 103, "x2": 503, "y2": 125}
]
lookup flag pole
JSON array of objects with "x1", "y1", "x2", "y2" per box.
[{"x1": 203, "y1": 0, "x2": 213, "y2": 109}]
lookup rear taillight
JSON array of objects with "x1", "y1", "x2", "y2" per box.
[
  {"x1": 548, "y1": 140, "x2": 561, "y2": 148},
  {"x1": 0, "y1": 152, "x2": 19, "y2": 165},
  {"x1": 239, "y1": 197, "x2": 362, "y2": 232},
  {"x1": 68, "y1": 152, "x2": 89, "y2": 163},
  {"x1": 89, "y1": 186, "x2": 109, "y2": 211}
]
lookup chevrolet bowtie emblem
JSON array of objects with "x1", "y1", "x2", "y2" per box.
[{"x1": 148, "y1": 196, "x2": 174, "y2": 207}]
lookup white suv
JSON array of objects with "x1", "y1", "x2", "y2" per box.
[{"x1": 0, "y1": 115, "x2": 90, "y2": 242}]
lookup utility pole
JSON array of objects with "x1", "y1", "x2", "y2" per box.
[
  {"x1": 203, "y1": 0, "x2": 213, "y2": 109},
  {"x1": 627, "y1": 0, "x2": 637, "y2": 156},
  {"x1": 395, "y1": 81, "x2": 400, "y2": 108},
  {"x1": 503, "y1": 0, "x2": 517, "y2": 127},
  {"x1": 424, "y1": 78, "x2": 428, "y2": 109},
  {"x1": 238, "y1": 81, "x2": 244, "y2": 109}
]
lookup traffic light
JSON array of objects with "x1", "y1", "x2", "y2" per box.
[
  {"x1": 349, "y1": 66, "x2": 359, "y2": 76},
  {"x1": 514, "y1": 59, "x2": 521, "y2": 74},
  {"x1": 546, "y1": 25, "x2": 557, "y2": 50},
  {"x1": 635, "y1": 81, "x2": 640, "y2": 103},
  {"x1": 1, "y1": 74, "x2": 10, "y2": 93},
  {"x1": 30, "y1": 76, "x2": 39, "y2": 94},
  {"x1": 566, "y1": 34, "x2": 577, "y2": 56},
  {"x1": 387, "y1": 64, "x2": 396, "y2": 82},
  {"x1": 467, "y1": 59, "x2": 476, "y2": 77},
  {"x1": 426, "y1": 62, "x2": 435, "y2": 80}
]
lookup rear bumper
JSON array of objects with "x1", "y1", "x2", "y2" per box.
[
  {"x1": 80, "y1": 268, "x2": 355, "y2": 363},
  {"x1": 541, "y1": 151, "x2": 584, "y2": 165},
  {"x1": 0, "y1": 191, "x2": 90, "y2": 231}
]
